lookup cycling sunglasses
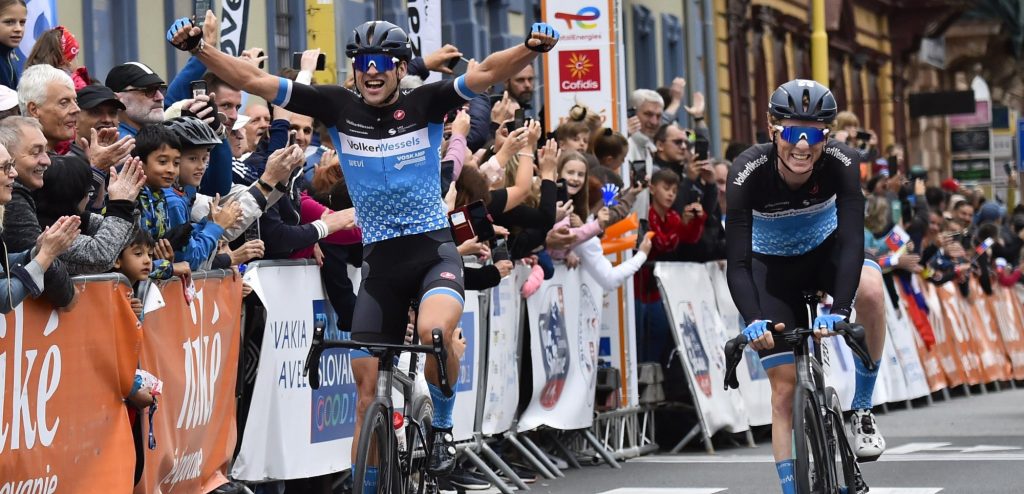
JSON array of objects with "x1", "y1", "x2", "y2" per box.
[
  {"x1": 774, "y1": 125, "x2": 829, "y2": 146},
  {"x1": 353, "y1": 54, "x2": 398, "y2": 73}
]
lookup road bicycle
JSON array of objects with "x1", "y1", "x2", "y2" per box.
[
  {"x1": 304, "y1": 319, "x2": 453, "y2": 494},
  {"x1": 723, "y1": 294, "x2": 876, "y2": 494}
]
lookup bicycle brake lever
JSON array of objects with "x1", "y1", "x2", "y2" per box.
[
  {"x1": 722, "y1": 334, "x2": 746, "y2": 390},
  {"x1": 838, "y1": 322, "x2": 876, "y2": 372},
  {"x1": 431, "y1": 328, "x2": 454, "y2": 397},
  {"x1": 304, "y1": 320, "x2": 326, "y2": 390}
]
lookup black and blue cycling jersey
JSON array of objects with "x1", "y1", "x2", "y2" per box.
[
  {"x1": 271, "y1": 75, "x2": 477, "y2": 244},
  {"x1": 725, "y1": 141, "x2": 865, "y2": 324}
]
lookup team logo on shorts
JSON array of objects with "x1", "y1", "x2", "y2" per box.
[
  {"x1": 440, "y1": 271, "x2": 456, "y2": 280},
  {"x1": 394, "y1": 110, "x2": 406, "y2": 121}
]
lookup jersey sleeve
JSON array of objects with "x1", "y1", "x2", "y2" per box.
[
  {"x1": 827, "y1": 143, "x2": 866, "y2": 318},
  {"x1": 725, "y1": 150, "x2": 763, "y2": 324},
  {"x1": 270, "y1": 77, "x2": 348, "y2": 126},
  {"x1": 415, "y1": 76, "x2": 480, "y2": 122}
]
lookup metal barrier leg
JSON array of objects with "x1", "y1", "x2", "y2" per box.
[
  {"x1": 546, "y1": 431, "x2": 582, "y2": 469},
  {"x1": 582, "y1": 429, "x2": 622, "y2": 469},
  {"x1": 505, "y1": 432, "x2": 556, "y2": 479},
  {"x1": 670, "y1": 424, "x2": 703, "y2": 454},
  {"x1": 745, "y1": 429, "x2": 756, "y2": 448},
  {"x1": 521, "y1": 434, "x2": 565, "y2": 478},
  {"x1": 479, "y1": 439, "x2": 530, "y2": 491},
  {"x1": 461, "y1": 447, "x2": 515, "y2": 494}
]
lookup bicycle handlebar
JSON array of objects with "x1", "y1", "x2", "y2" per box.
[
  {"x1": 722, "y1": 320, "x2": 876, "y2": 391},
  {"x1": 302, "y1": 322, "x2": 454, "y2": 397}
]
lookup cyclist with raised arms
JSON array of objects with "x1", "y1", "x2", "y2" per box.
[
  {"x1": 725, "y1": 79, "x2": 887, "y2": 494},
  {"x1": 168, "y1": 15, "x2": 559, "y2": 481}
]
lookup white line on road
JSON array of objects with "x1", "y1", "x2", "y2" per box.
[
  {"x1": 596, "y1": 489, "x2": 727, "y2": 494},
  {"x1": 630, "y1": 453, "x2": 1024, "y2": 463},
  {"x1": 867, "y1": 490, "x2": 943, "y2": 494}
]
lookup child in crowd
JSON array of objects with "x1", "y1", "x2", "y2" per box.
[
  {"x1": 131, "y1": 124, "x2": 191, "y2": 279},
  {"x1": 546, "y1": 151, "x2": 607, "y2": 262},
  {"x1": 633, "y1": 169, "x2": 705, "y2": 363},
  {"x1": 554, "y1": 120, "x2": 590, "y2": 154},
  {"x1": 0, "y1": 0, "x2": 25, "y2": 91}
]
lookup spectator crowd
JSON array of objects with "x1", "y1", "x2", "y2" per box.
[{"x1": 0, "y1": 1, "x2": 1020, "y2": 492}]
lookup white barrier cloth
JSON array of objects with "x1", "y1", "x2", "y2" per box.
[
  {"x1": 520, "y1": 266, "x2": 602, "y2": 431},
  {"x1": 232, "y1": 264, "x2": 354, "y2": 480},
  {"x1": 452, "y1": 291, "x2": 482, "y2": 441},
  {"x1": 482, "y1": 267, "x2": 526, "y2": 435},
  {"x1": 655, "y1": 263, "x2": 750, "y2": 435}
]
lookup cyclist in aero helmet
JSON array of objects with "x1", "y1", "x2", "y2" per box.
[
  {"x1": 167, "y1": 13, "x2": 560, "y2": 483},
  {"x1": 725, "y1": 79, "x2": 888, "y2": 494}
]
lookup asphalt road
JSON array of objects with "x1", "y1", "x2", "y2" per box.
[{"x1": 511, "y1": 386, "x2": 1024, "y2": 494}]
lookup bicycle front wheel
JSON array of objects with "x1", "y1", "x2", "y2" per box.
[
  {"x1": 826, "y1": 387, "x2": 860, "y2": 493},
  {"x1": 354, "y1": 402, "x2": 403, "y2": 494},
  {"x1": 793, "y1": 385, "x2": 831, "y2": 494}
]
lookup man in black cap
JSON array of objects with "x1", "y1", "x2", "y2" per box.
[
  {"x1": 71, "y1": 84, "x2": 136, "y2": 211},
  {"x1": 105, "y1": 62, "x2": 167, "y2": 138}
]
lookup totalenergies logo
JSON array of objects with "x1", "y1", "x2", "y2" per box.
[{"x1": 554, "y1": 6, "x2": 600, "y2": 29}]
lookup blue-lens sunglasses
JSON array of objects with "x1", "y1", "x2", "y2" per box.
[
  {"x1": 774, "y1": 125, "x2": 829, "y2": 146},
  {"x1": 353, "y1": 54, "x2": 398, "y2": 73}
]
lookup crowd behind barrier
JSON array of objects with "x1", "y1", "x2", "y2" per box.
[{"x1": 5, "y1": 253, "x2": 1024, "y2": 492}]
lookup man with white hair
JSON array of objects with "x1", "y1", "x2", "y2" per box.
[{"x1": 18, "y1": 64, "x2": 80, "y2": 151}]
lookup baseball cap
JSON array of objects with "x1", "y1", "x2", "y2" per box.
[
  {"x1": 77, "y1": 84, "x2": 126, "y2": 111},
  {"x1": 232, "y1": 113, "x2": 250, "y2": 131},
  {"x1": 0, "y1": 85, "x2": 17, "y2": 111},
  {"x1": 105, "y1": 62, "x2": 165, "y2": 92}
]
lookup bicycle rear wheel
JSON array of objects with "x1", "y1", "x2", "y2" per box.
[
  {"x1": 826, "y1": 388, "x2": 861, "y2": 494},
  {"x1": 404, "y1": 395, "x2": 433, "y2": 494},
  {"x1": 793, "y1": 385, "x2": 830, "y2": 494},
  {"x1": 355, "y1": 402, "x2": 403, "y2": 493}
]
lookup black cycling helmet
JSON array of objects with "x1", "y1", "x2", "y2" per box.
[
  {"x1": 768, "y1": 79, "x2": 837, "y2": 124},
  {"x1": 163, "y1": 116, "x2": 221, "y2": 148},
  {"x1": 345, "y1": 21, "x2": 412, "y2": 61}
]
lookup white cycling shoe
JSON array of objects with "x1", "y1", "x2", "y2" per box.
[{"x1": 850, "y1": 409, "x2": 885, "y2": 462}]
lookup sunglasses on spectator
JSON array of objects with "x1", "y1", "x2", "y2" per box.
[
  {"x1": 123, "y1": 85, "x2": 167, "y2": 98},
  {"x1": 774, "y1": 125, "x2": 829, "y2": 145},
  {"x1": 670, "y1": 138, "x2": 691, "y2": 149},
  {"x1": 353, "y1": 54, "x2": 398, "y2": 73}
]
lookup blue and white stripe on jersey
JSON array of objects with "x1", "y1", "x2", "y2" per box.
[{"x1": 752, "y1": 195, "x2": 838, "y2": 256}]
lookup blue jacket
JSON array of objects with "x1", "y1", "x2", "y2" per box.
[
  {"x1": 164, "y1": 187, "x2": 226, "y2": 270},
  {"x1": 0, "y1": 45, "x2": 20, "y2": 91}
]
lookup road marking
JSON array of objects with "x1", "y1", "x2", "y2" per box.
[
  {"x1": 958, "y1": 445, "x2": 1022, "y2": 453},
  {"x1": 631, "y1": 453, "x2": 1024, "y2": 464},
  {"x1": 596, "y1": 489, "x2": 727, "y2": 494},
  {"x1": 886, "y1": 442, "x2": 953, "y2": 454},
  {"x1": 867, "y1": 490, "x2": 943, "y2": 494}
]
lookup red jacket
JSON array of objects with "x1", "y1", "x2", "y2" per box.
[{"x1": 634, "y1": 206, "x2": 706, "y2": 303}]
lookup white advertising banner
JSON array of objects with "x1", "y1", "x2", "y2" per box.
[
  {"x1": 705, "y1": 262, "x2": 772, "y2": 426},
  {"x1": 541, "y1": 0, "x2": 623, "y2": 132},
  {"x1": 233, "y1": 263, "x2": 354, "y2": 480},
  {"x1": 886, "y1": 293, "x2": 931, "y2": 401},
  {"x1": 599, "y1": 252, "x2": 639, "y2": 408},
  {"x1": 220, "y1": 0, "x2": 251, "y2": 57},
  {"x1": 481, "y1": 267, "x2": 527, "y2": 435},
  {"x1": 452, "y1": 291, "x2": 482, "y2": 441},
  {"x1": 655, "y1": 263, "x2": 750, "y2": 435},
  {"x1": 519, "y1": 266, "x2": 603, "y2": 431},
  {"x1": 406, "y1": 0, "x2": 442, "y2": 83}
]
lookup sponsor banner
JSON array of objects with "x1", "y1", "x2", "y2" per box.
[
  {"x1": 481, "y1": 266, "x2": 527, "y2": 435},
  {"x1": 963, "y1": 279, "x2": 1010, "y2": 382},
  {"x1": 706, "y1": 262, "x2": 771, "y2": 426},
  {"x1": 452, "y1": 291, "x2": 481, "y2": 442},
  {"x1": 930, "y1": 282, "x2": 979, "y2": 385},
  {"x1": 406, "y1": 0, "x2": 442, "y2": 83},
  {"x1": 232, "y1": 263, "x2": 355, "y2": 480},
  {"x1": 541, "y1": 0, "x2": 622, "y2": 133},
  {"x1": 883, "y1": 292, "x2": 931, "y2": 401},
  {"x1": 996, "y1": 286, "x2": 1024, "y2": 380},
  {"x1": 220, "y1": 0, "x2": 251, "y2": 57},
  {"x1": 520, "y1": 266, "x2": 602, "y2": 431},
  {"x1": 598, "y1": 252, "x2": 639, "y2": 408},
  {"x1": 137, "y1": 275, "x2": 243, "y2": 493},
  {"x1": 1, "y1": 279, "x2": 140, "y2": 494},
  {"x1": 655, "y1": 263, "x2": 749, "y2": 435},
  {"x1": 20, "y1": 0, "x2": 57, "y2": 67}
]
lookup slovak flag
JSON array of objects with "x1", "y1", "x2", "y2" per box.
[
  {"x1": 976, "y1": 237, "x2": 995, "y2": 256},
  {"x1": 884, "y1": 225, "x2": 910, "y2": 252}
]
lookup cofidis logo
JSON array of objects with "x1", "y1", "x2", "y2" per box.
[
  {"x1": 554, "y1": 6, "x2": 600, "y2": 29},
  {"x1": 558, "y1": 50, "x2": 601, "y2": 92}
]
